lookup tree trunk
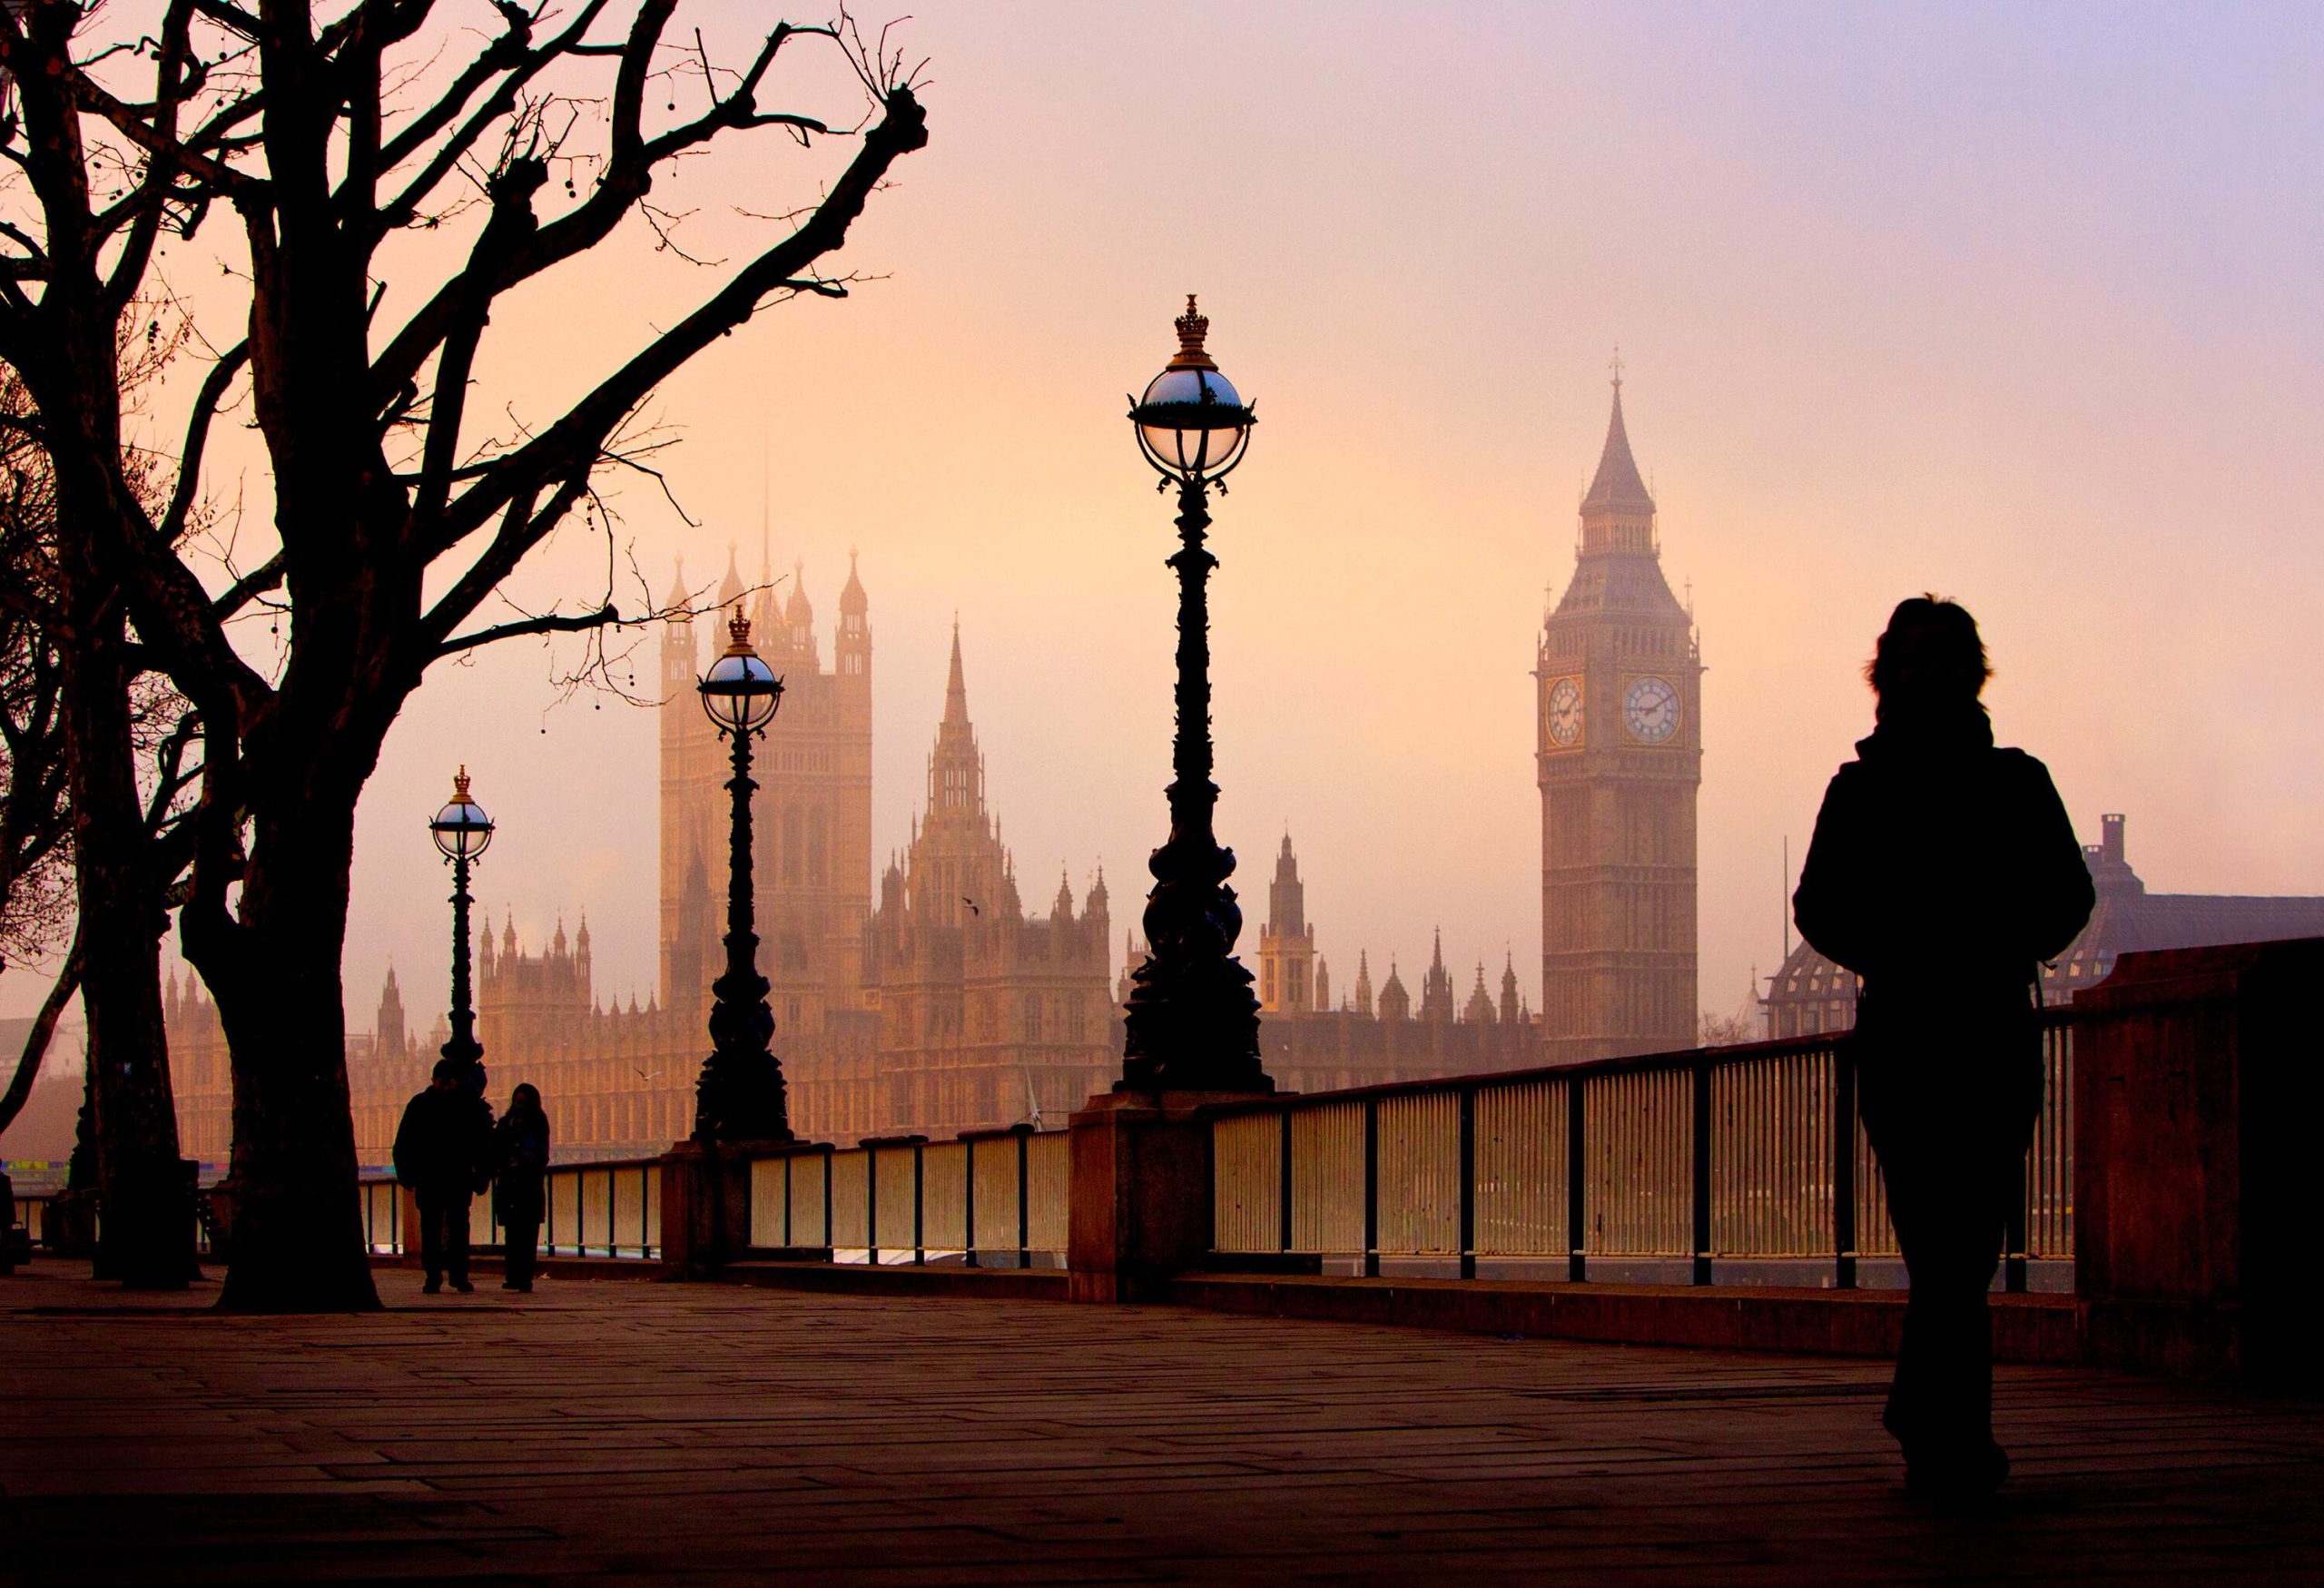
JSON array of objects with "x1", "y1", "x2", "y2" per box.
[
  {"x1": 58, "y1": 621, "x2": 196, "y2": 1289},
  {"x1": 198, "y1": 796, "x2": 381, "y2": 1312}
]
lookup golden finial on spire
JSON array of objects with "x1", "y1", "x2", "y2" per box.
[
  {"x1": 1609, "y1": 342, "x2": 1624, "y2": 390},
  {"x1": 1167, "y1": 293, "x2": 1216, "y2": 371}
]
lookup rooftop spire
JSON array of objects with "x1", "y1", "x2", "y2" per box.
[
  {"x1": 841, "y1": 547, "x2": 867, "y2": 615},
  {"x1": 1581, "y1": 354, "x2": 1655, "y2": 517},
  {"x1": 944, "y1": 616, "x2": 968, "y2": 725},
  {"x1": 786, "y1": 558, "x2": 810, "y2": 619},
  {"x1": 718, "y1": 542, "x2": 744, "y2": 607}
]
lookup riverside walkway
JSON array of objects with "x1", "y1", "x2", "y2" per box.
[{"x1": 3, "y1": 1261, "x2": 2319, "y2": 1585}]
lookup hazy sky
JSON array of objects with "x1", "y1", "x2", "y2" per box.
[{"x1": 10, "y1": 1, "x2": 2323, "y2": 1042}]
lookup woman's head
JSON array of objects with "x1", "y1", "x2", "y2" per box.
[
  {"x1": 1867, "y1": 596, "x2": 1990, "y2": 714},
  {"x1": 511, "y1": 1082, "x2": 541, "y2": 1110}
]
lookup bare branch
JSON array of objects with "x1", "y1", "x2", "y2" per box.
[
  {"x1": 159, "y1": 340, "x2": 249, "y2": 545},
  {"x1": 437, "y1": 602, "x2": 618, "y2": 659}
]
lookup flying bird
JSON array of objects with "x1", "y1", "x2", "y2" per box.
[{"x1": 961, "y1": 896, "x2": 980, "y2": 915}]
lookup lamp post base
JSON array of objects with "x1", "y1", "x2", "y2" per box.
[{"x1": 1067, "y1": 1089, "x2": 1272, "y2": 1302}]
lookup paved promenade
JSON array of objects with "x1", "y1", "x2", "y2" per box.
[{"x1": 2, "y1": 1260, "x2": 2319, "y2": 1585}]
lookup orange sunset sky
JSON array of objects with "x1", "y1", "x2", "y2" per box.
[{"x1": 9, "y1": 1, "x2": 2323, "y2": 1044}]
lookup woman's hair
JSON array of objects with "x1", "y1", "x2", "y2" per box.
[
  {"x1": 510, "y1": 1082, "x2": 541, "y2": 1109},
  {"x1": 1866, "y1": 596, "x2": 1990, "y2": 705}
]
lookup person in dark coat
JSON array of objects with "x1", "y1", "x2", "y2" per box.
[
  {"x1": 491, "y1": 1083, "x2": 550, "y2": 1293},
  {"x1": 1795, "y1": 597, "x2": 2093, "y2": 1499},
  {"x1": 392, "y1": 1056, "x2": 495, "y2": 1294}
]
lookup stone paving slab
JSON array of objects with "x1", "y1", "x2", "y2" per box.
[{"x1": 3, "y1": 1259, "x2": 2321, "y2": 1585}]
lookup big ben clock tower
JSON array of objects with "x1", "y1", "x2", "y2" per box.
[{"x1": 1536, "y1": 365, "x2": 1701, "y2": 1062}]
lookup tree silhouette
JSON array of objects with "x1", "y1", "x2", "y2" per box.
[{"x1": 0, "y1": 0, "x2": 928, "y2": 1309}]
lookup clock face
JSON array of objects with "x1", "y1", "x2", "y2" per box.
[
  {"x1": 1545, "y1": 676, "x2": 1583, "y2": 747},
  {"x1": 1623, "y1": 676, "x2": 1680, "y2": 744}
]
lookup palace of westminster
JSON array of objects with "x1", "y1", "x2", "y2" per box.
[
  {"x1": 159, "y1": 370, "x2": 2324, "y2": 1165},
  {"x1": 163, "y1": 379, "x2": 1703, "y2": 1163}
]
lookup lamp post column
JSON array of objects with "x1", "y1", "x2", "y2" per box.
[
  {"x1": 696, "y1": 722, "x2": 790, "y2": 1140},
  {"x1": 441, "y1": 851, "x2": 482, "y2": 1083},
  {"x1": 428, "y1": 768, "x2": 494, "y2": 1095},
  {"x1": 1118, "y1": 297, "x2": 1269, "y2": 1094},
  {"x1": 692, "y1": 613, "x2": 791, "y2": 1145}
]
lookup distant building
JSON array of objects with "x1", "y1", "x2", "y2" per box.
[
  {"x1": 1128, "y1": 833, "x2": 1539, "y2": 1093},
  {"x1": 167, "y1": 562, "x2": 1114, "y2": 1160},
  {"x1": 1537, "y1": 370, "x2": 1703, "y2": 1062},
  {"x1": 848, "y1": 626, "x2": 1116, "y2": 1139},
  {"x1": 1763, "y1": 812, "x2": 2324, "y2": 1038}
]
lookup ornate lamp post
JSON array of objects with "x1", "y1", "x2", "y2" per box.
[
  {"x1": 1118, "y1": 296, "x2": 1271, "y2": 1093},
  {"x1": 428, "y1": 767, "x2": 494, "y2": 1094},
  {"x1": 693, "y1": 611, "x2": 793, "y2": 1142}
]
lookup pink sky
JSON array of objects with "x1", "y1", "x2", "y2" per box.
[{"x1": 9, "y1": 2, "x2": 2323, "y2": 1046}]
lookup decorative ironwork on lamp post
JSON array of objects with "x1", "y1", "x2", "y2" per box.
[
  {"x1": 693, "y1": 611, "x2": 793, "y2": 1142},
  {"x1": 428, "y1": 767, "x2": 494, "y2": 1095},
  {"x1": 1118, "y1": 296, "x2": 1272, "y2": 1093}
]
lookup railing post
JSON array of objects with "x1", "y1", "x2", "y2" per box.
[
  {"x1": 1458, "y1": 1086, "x2": 1476, "y2": 1281},
  {"x1": 1363, "y1": 1097, "x2": 1380, "y2": 1279},
  {"x1": 1277, "y1": 1108, "x2": 1294, "y2": 1256},
  {"x1": 1016, "y1": 1128, "x2": 1030, "y2": 1270},
  {"x1": 963, "y1": 1136, "x2": 980, "y2": 1267},
  {"x1": 1834, "y1": 1044, "x2": 1858, "y2": 1291},
  {"x1": 543, "y1": 1171, "x2": 554, "y2": 1257},
  {"x1": 913, "y1": 1142, "x2": 926, "y2": 1266},
  {"x1": 1567, "y1": 1079, "x2": 1586, "y2": 1283},
  {"x1": 1692, "y1": 1057, "x2": 1713, "y2": 1286},
  {"x1": 823, "y1": 1149, "x2": 834, "y2": 1250},
  {"x1": 606, "y1": 1168, "x2": 617, "y2": 1259},
  {"x1": 783, "y1": 1155, "x2": 794, "y2": 1248},
  {"x1": 866, "y1": 1143, "x2": 880, "y2": 1267}
]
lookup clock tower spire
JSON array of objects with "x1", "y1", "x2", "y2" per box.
[{"x1": 1536, "y1": 365, "x2": 1702, "y2": 1061}]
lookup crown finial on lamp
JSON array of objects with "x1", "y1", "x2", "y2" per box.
[
  {"x1": 725, "y1": 610, "x2": 754, "y2": 652},
  {"x1": 452, "y1": 764, "x2": 471, "y2": 801},
  {"x1": 1168, "y1": 293, "x2": 1216, "y2": 371}
]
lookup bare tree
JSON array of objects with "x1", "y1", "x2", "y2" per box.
[
  {"x1": 0, "y1": 374, "x2": 72, "y2": 980},
  {"x1": 0, "y1": 369, "x2": 82, "y2": 1144},
  {"x1": 0, "y1": 338, "x2": 203, "y2": 1286},
  {"x1": 0, "y1": 0, "x2": 929, "y2": 1308}
]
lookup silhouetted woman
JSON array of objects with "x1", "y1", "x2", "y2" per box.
[
  {"x1": 1794, "y1": 597, "x2": 2093, "y2": 1498},
  {"x1": 492, "y1": 1083, "x2": 551, "y2": 1294}
]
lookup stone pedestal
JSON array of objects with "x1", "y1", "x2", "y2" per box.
[
  {"x1": 659, "y1": 1139, "x2": 823, "y2": 1277},
  {"x1": 2074, "y1": 939, "x2": 2324, "y2": 1386},
  {"x1": 1068, "y1": 1090, "x2": 1261, "y2": 1304}
]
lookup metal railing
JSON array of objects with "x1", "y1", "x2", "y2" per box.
[
  {"x1": 1212, "y1": 1012, "x2": 2074, "y2": 1290},
  {"x1": 358, "y1": 1157, "x2": 661, "y2": 1259},
  {"x1": 749, "y1": 1126, "x2": 1069, "y2": 1266}
]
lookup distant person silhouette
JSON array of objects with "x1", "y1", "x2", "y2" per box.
[
  {"x1": 392, "y1": 1057, "x2": 495, "y2": 1295},
  {"x1": 492, "y1": 1083, "x2": 551, "y2": 1294},
  {"x1": 1794, "y1": 597, "x2": 2093, "y2": 1499}
]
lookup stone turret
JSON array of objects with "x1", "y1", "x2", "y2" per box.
[
  {"x1": 1379, "y1": 961, "x2": 1410, "y2": 1022},
  {"x1": 377, "y1": 965, "x2": 408, "y2": 1060},
  {"x1": 1463, "y1": 963, "x2": 1495, "y2": 1025},
  {"x1": 1420, "y1": 930, "x2": 1455, "y2": 1023}
]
